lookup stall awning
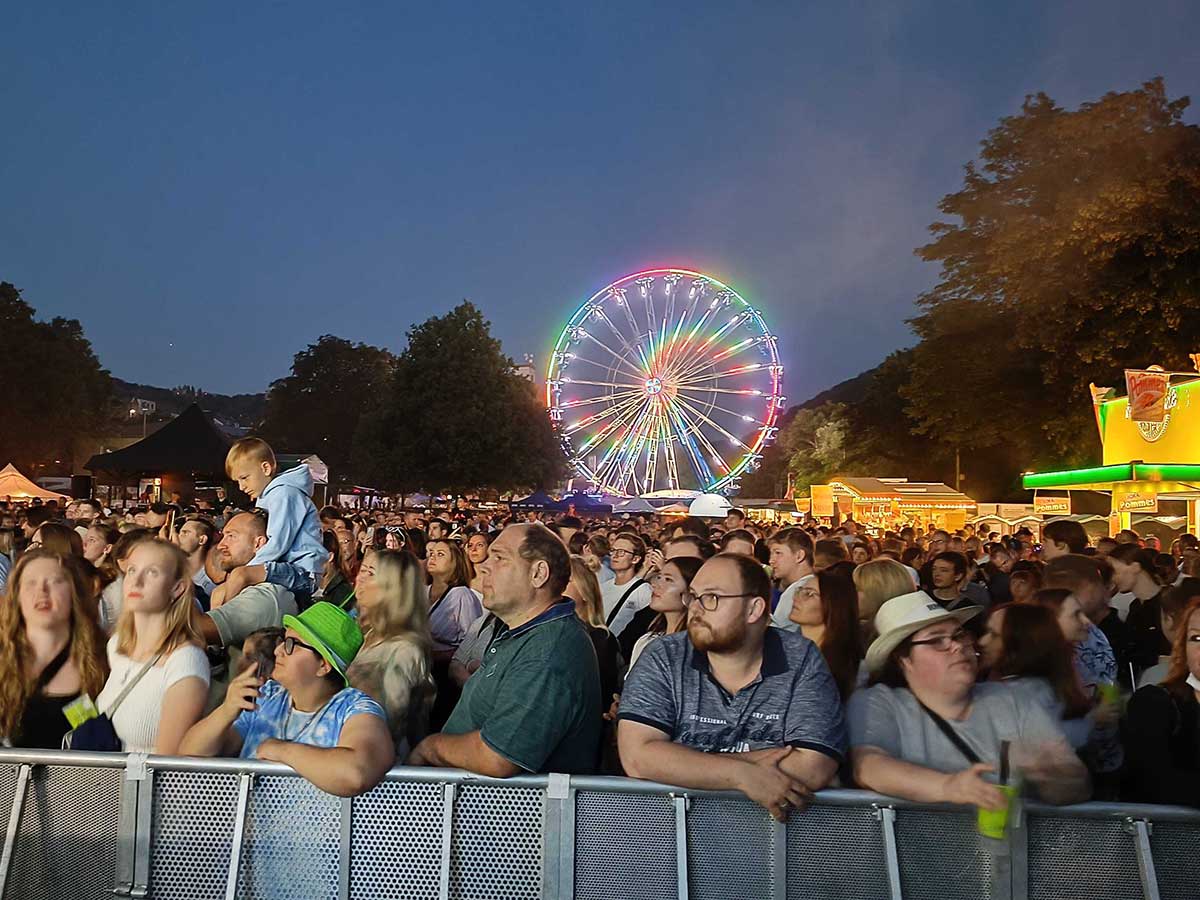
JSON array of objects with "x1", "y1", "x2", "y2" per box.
[{"x1": 1023, "y1": 463, "x2": 1200, "y2": 492}]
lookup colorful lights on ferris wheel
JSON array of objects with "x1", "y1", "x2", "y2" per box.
[{"x1": 545, "y1": 267, "x2": 784, "y2": 496}]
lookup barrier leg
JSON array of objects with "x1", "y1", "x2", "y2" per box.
[
  {"x1": 338, "y1": 796, "x2": 352, "y2": 900},
  {"x1": 772, "y1": 815, "x2": 787, "y2": 900},
  {"x1": 873, "y1": 804, "x2": 903, "y2": 900},
  {"x1": 0, "y1": 764, "x2": 31, "y2": 898},
  {"x1": 1125, "y1": 818, "x2": 1161, "y2": 900},
  {"x1": 672, "y1": 793, "x2": 689, "y2": 900},
  {"x1": 224, "y1": 772, "x2": 253, "y2": 900},
  {"x1": 439, "y1": 782, "x2": 456, "y2": 900},
  {"x1": 542, "y1": 773, "x2": 574, "y2": 900},
  {"x1": 130, "y1": 754, "x2": 153, "y2": 899}
]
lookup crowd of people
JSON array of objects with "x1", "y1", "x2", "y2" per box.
[{"x1": 2, "y1": 454, "x2": 1199, "y2": 819}]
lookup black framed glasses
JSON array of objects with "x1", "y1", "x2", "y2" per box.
[
  {"x1": 684, "y1": 591, "x2": 756, "y2": 611},
  {"x1": 910, "y1": 628, "x2": 974, "y2": 652},
  {"x1": 283, "y1": 636, "x2": 319, "y2": 656}
]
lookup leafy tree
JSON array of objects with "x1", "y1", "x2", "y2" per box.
[
  {"x1": 259, "y1": 336, "x2": 395, "y2": 484},
  {"x1": 355, "y1": 302, "x2": 563, "y2": 495},
  {"x1": 911, "y1": 78, "x2": 1200, "y2": 462},
  {"x1": 0, "y1": 282, "x2": 112, "y2": 474}
]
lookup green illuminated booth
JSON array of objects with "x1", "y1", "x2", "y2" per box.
[{"x1": 1022, "y1": 371, "x2": 1200, "y2": 536}]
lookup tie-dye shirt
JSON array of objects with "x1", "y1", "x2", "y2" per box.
[{"x1": 234, "y1": 679, "x2": 386, "y2": 759}]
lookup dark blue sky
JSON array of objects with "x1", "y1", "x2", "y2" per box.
[{"x1": 3, "y1": 2, "x2": 1198, "y2": 398}]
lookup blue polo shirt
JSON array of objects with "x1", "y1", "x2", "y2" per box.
[
  {"x1": 619, "y1": 627, "x2": 847, "y2": 761},
  {"x1": 442, "y1": 599, "x2": 602, "y2": 774}
]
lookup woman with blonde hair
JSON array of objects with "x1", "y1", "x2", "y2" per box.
[
  {"x1": 567, "y1": 556, "x2": 621, "y2": 732},
  {"x1": 347, "y1": 549, "x2": 436, "y2": 756},
  {"x1": 94, "y1": 539, "x2": 209, "y2": 753},
  {"x1": 0, "y1": 551, "x2": 109, "y2": 748},
  {"x1": 853, "y1": 558, "x2": 918, "y2": 639}
]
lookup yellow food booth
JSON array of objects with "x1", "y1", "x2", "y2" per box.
[
  {"x1": 811, "y1": 477, "x2": 977, "y2": 531},
  {"x1": 1022, "y1": 368, "x2": 1200, "y2": 536}
]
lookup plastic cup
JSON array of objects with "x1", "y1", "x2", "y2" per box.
[{"x1": 977, "y1": 784, "x2": 1019, "y2": 840}]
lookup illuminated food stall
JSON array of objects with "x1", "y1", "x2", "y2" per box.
[
  {"x1": 1022, "y1": 366, "x2": 1200, "y2": 536},
  {"x1": 811, "y1": 477, "x2": 977, "y2": 530}
]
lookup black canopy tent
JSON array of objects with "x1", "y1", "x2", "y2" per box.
[{"x1": 86, "y1": 404, "x2": 232, "y2": 504}]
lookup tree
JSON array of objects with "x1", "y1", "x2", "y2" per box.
[
  {"x1": 0, "y1": 282, "x2": 112, "y2": 473},
  {"x1": 355, "y1": 302, "x2": 564, "y2": 495},
  {"x1": 911, "y1": 78, "x2": 1200, "y2": 463},
  {"x1": 259, "y1": 336, "x2": 395, "y2": 485}
]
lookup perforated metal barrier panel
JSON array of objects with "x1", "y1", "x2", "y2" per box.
[
  {"x1": 574, "y1": 791, "x2": 677, "y2": 900},
  {"x1": 1, "y1": 751, "x2": 1199, "y2": 900},
  {"x1": 2, "y1": 764, "x2": 122, "y2": 900},
  {"x1": 1027, "y1": 815, "x2": 1144, "y2": 900},
  {"x1": 787, "y1": 804, "x2": 890, "y2": 900},
  {"x1": 350, "y1": 780, "x2": 444, "y2": 900},
  {"x1": 150, "y1": 770, "x2": 241, "y2": 900}
]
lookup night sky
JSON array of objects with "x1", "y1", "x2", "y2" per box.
[{"x1": 3, "y1": 2, "x2": 1197, "y2": 399}]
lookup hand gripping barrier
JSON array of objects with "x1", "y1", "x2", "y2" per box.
[{"x1": 0, "y1": 748, "x2": 1198, "y2": 900}]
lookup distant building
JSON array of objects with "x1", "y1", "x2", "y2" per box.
[{"x1": 515, "y1": 354, "x2": 538, "y2": 384}]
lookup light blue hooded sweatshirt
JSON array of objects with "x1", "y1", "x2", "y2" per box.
[{"x1": 248, "y1": 463, "x2": 326, "y2": 579}]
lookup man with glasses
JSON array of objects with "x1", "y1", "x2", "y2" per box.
[
  {"x1": 848, "y1": 591, "x2": 1089, "y2": 809},
  {"x1": 618, "y1": 552, "x2": 846, "y2": 821},
  {"x1": 181, "y1": 602, "x2": 394, "y2": 797},
  {"x1": 601, "y1": 533, "x2": 652, "y2": 639}
]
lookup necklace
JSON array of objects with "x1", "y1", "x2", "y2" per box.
[{"x1": 282, "y1": 694, "x2": 335, "y2": 743}]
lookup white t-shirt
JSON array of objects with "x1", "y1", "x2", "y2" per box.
[
  {"x1": 96, "y1": 636, "x2": 210, "y2": 752},
  {"x1": 601, "y1": 577, "x2": 651, "y2": 638},
  {"x1": 771, "y1": 574, "x2": 815, "y2": 632},
  {"x1": 1111, "y1": 591, "x2": 1136, "y2": 622}
]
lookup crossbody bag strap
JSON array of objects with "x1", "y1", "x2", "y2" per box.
[
  {"x1": 917, "y1": 699, "x2": 982, "y2": 765},
  {"x1": 606, "y1": 578, "x2": 647, "y2": 628},
  {"x1": 34, "y1": 642, "x2": 73, "y2": 694},
  {"x1": 107, "y1": 652, "x2": 165, "y2": 717}
]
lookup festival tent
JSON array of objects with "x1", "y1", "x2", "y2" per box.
[
  {"x1": 613, "y1": 497, "x2": 657, "y2": 514},
  {"x1": 0, "y1": 464, "x2": 69, "y2": 501},
  {"x1": 510, "y1": 491, "x2": 567, "y2": 512},
  {"x1": 86, "y1": 403, "x2": 232, "y2": 479},
  {"x1": 560, "y1": 491, "x2": 614, "y2": 514},
  {"x1": 85, "y1": 404, "x2": 234, "y2": 503}
]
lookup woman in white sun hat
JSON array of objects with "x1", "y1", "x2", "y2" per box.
[{"x1": 847, "y1": 591, "x2": 1090, "y2": 810}]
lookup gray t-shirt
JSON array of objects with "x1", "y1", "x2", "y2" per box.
[
  {"x1": 619, "y1": 627, "x2": 847, "y2": 761},
  {"x1": 847, "y1": 680, "x2": 1067, "y2": 773},
  {"x1": 207, "y1": 583, "x2": 298, "y2": 647}
]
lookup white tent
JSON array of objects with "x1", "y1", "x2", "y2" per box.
[{"x1": 0, "y1": 464, "x2": 69, "y2": 501}]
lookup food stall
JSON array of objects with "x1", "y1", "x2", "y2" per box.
[
  {"x1": 810, "y1": 477, "x2": 977, "y2": 531},
  {"x1": 1022, "y1": 366, "x2": 1200, "y2": 536}
]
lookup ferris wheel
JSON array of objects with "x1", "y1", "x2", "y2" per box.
[{"x1": 545, "y1": 268, "x2": 785, "y2": 496}]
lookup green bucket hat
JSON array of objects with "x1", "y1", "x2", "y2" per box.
[{"x1": 281, "y1": 601, "x2": 364, "y2": 685}]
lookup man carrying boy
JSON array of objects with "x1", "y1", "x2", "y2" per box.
[{"x1": 213, "y1": 438, "x2": 325, "y2": 609}]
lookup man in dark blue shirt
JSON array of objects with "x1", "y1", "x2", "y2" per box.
[{"x1": 619, "y1": 552, "x2": 846, "y2": 821}]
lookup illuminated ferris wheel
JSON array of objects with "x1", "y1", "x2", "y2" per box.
[{"x1": 545, "y1": 268, "x2": 785, "y2": 496}]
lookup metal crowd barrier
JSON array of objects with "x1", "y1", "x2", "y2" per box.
[{"x1": 0, "y1": 747, "x2": 1197, "y2": 900}]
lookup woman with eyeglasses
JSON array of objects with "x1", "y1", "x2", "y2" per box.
[
  {"x1": 788, "y1": 568, "x2": 863, "y2": 700},
  {"x1": 847, "y1": 591, "x2": 1090, "y2": 810},
  {"x1": 1124, "y1": 596, "x2": 1200, "y2": 806}
]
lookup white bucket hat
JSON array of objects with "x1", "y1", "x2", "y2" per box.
[
  {"x1": 864, "y1": 591, "x2": 982, "y2": 674},
  {"x1": 689, "y1": 493, "x2": 732, "y2": 518}
]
